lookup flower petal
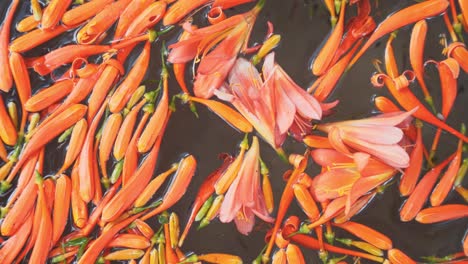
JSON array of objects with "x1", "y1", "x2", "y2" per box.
[
  {"x1": 328, "y1": 126, "x2": 351, "y2": 155},
  {"x1": 234, "y1": 207, "x2": 255, "y2": 235},
  {"x1": 270, "y1": 76, "x2": 296, "y2": 135},
  {"x1": 353, "y1": 152, "x2": 370, "y2": 171},
  {"x1": 219, "y1": 171, "x2": 243, "y2": 223},
  {"x1": 264, "y1": 53, "x2": 322, "y2": 121},
  {"x1": 237, "y1": 136, "x2": 260, "y2": 207},
  {"x1": 167, "y1": 36, "x2": 203, "y2": 63},
  {"x1": 310, "y1": 149, "x2": 353, "y2": 167},
  {"x1": 194, "y1": 55, "x2": 236, "y2": 98},
  {"x1": 311, "y1": 169, "x2": 360, "y2": 202},
  {"x1": 337, "y1": 108, "x2": 417, "y2": 127},
  {"x1": 340, "y1": 125, "x2": 404, "y2": 145},
  {"x1": 345, "y1": 171, "x2": 394, "y2": 215},
  {"x1": 343, "y1": 137, "x2": 410, "y2": 168}
]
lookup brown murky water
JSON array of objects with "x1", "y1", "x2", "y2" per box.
[{"x1": 0, "y1": 0, "x2": 467, "y2": 263}]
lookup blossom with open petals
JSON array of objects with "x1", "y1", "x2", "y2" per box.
[
  {"x1": 219, "y1": 136, "x2": 274, "y2": 235},
  {"x1": 316, "y1": 110, "x2": 416, "y2": 168},
  {"x1": 215, "y1": 53, "x2": 322, "y2": 150},
  {"x1": 168, "y1": 2, "x2": 263, "y2": 98},
  {"x1": 310, "y1": 149, "x2": 395, "y2": 215}
]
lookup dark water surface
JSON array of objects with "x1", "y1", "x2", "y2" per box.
[{"x1": 0, "y1": 0, "x2": 468, "y2": 263}]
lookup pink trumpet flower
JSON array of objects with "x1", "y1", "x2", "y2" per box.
[
  {"x1": 316, "y1": 110, "x2": 416, "y2": 168},
  {"x1": 219, "y1": 136, "x2": 274, "y2": 235},
  {"x1": 167, "y1": 1, "x2": 263, "y2": 99},
  {"x1": 310, "y1": 149, "x2": 395, "y2": 215},
  {"x1": 215, "y1": 53, "x2": 323, "y2": 151}
]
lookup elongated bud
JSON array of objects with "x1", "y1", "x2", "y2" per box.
[
  {"x1": 188, "y1": 96, "x2": 253, "y2": 133},
  {"x1": 158, "y1": 242, "x2": 166, "y2": 264},
  {"x1": 252, "y1": 34, "x2": 281, "y2": 65},
  {"x1": 126, "y1": 85, "x2": 146, "y2": 111},
  {"x1": 455, "y1": 158, "x2": 468, "y2": 186},
  {"x1": 104, "y1": 249, "x2": 145, "y2": 261},
  {"x1": 169, "y1": 212, "x2": 180, "y2": 249},
  {"x1": 199, "y1": 195, "x2": 224, "y2": 229},
  {"x1": 108, "y1": 234, "x2": 151, "y2": 249},
  {"x1": 31, "y1": 0, "x2": 42, "y2": 21},
  {"x1": 261, "y1": 159, "x2": 274, "y2": 214},
  {"x1": 199, "y1": 253, "x2": 243, "y2": 264},
  {"x1": 64, "y1": 237, "x2": 89, "y2": 247},
  {"x1": 195, "y1": 195, "x2": 214, "y2": 222},
  {"x1": 303, "y1": 135, "x2": 333, "y2": 149},
  {"x1": 27, "y1": 113, "x2": 41, "y2": 135},
  {"x1": 110, "y1": 160, "x2": 124, "y2": 184},
  {"x1": 293, "y1": 183, "x2": 319, "y2": 221},
  {"x1": 134, "y1": 219, "x2": 155, "y2": 239},
  {"x1": 150, "y1": 248, "x2": 158, "y2": 264},
  {"x1": 7, "y1": 102, "x2": 18, "y2": 129},
  {"x1": 352, "y1": 241, "x2": 384, "y2": 256},
  {"x1": 214, "y1": 140, "x2": 248, "y2": 195},
  {"x1": 0, "y1": 161, "x2": 14, "y2": 182},
  {"x1": 58, "y1": 126, "x2": 74, "y2": 143}
]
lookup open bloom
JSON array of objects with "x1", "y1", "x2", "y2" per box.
[
  {"x1": 168, "y1": 2, "x2": 262, "y2": 98},
  {"x1": 310, "y1": 149, "x2": 395, "y2": 214},
  {"x1": 215, "y1": 53, "x2": 323, "y2": 150},
  {"x1": 219, "y1": 136, "x2": 274, "y2": 235},
  {"x1": 317, "y1": 110, "x2": 415, "y2": 168}
]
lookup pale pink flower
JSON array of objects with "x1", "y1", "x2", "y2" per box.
[
  {"x1": 215, "y1": 53, "x2": 323, "y2": 150},
  {"x1": 317, "y1": 109, "x2": 416, "y2": 168},
  {"x1": 219, "y1": 136, "x2": 274, "y2": 235}
]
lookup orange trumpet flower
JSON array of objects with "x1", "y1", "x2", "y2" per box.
[
  {"x1": 9, "y1": 25, "x2": 69, "y2": 53},
  {"x1": 59, "y1": 119, "x2": 88, "y2": 175},
  {"x1": 62, "y1": 0, "x2": 114, "y2": 26},
  {"x1": 102, "y1": 120, "x2": 168, "y2": 222},
  {"x1": 87, "y1": 60, "x2": 124, "y2": 121},
  {"x1": 52, "y1": 174, "x2": 72, "y2": 244},
  {"x1": 10, "y1": 52, "x2": 32, "y2": 131},
  {"x1": 333, "y1": 221, "x2": 392, "y2": 250},
  {"x1": 41, "y1": 0, "x2": 72, "y2": 29},
  {"x1": 388, "y1": 248, "x2": 416, "y2": 264},
  {"x1": 168, "y1": 0, "x2": 263, "y2": 98},
  {"x1": 8, "y1": 104, "x2": 87, "y2": 183},
  {"x1": 400, "y1": 153, "x2": 455, "y2": 222},
  {"x1": 142, "y1": 154, "x2": 197, "y2": 221},
  {"x1": 349, "y1": 0, "x2": 449, "y2": 68},
  {"x1": 0, "y1": 95, "x2": 18, "y2": 146},
  {"x1": 416, "y1": 204, "x2": 468, "y2": 224},
  {"x1": 25, "y1": 80, "x2": 74, "y2": 112},
  {"x1": 113, "y1": 0, "x2": 154, "y2": 40},
  {"x1": 76, "y1": 0, "x2": 133, "y2": 44},
  {"x1": 110, "y1": 41, "x2": 151, "y2": 113},
  {"x1": 113, "y1": 99, "x2": 145, "y2": 161},
  {"x1": 0, "y1": 213, "x2": 33, "y2": 262},
  {"x1": 78, "y1": 101, "x2": 107, "y2": 203},
  {"x1": 0, "y1": 0, "x2": 20, "y2": 92},
  {"x1": 29, "y1": 173, "x2": 53, "y2": 264},
  {"x1": 99, "y1": 113, "x2": 122, "y2": 181},
  {"x1": 311, "y1": 0, "x2": 346, "y2": 76}
]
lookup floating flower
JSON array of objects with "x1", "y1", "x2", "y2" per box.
[
  {"x1": 310, "y1": 148, "x2": 395, "y2": 215},
  {"x1": 215, "y1": 53, "x2": 323, "y2": 151},
  {"x1": 219, "y1": 136, "x2": 274, "y2": 235},
  {"x1": 316, "y1": 110, "x2": 416, "y2": 168},
  {"x1": 168, "y1": 0, "x2": 264, "y2": 99}
]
